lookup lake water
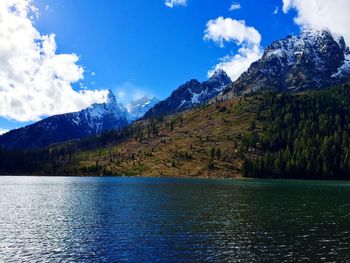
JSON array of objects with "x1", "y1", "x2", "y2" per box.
[{"x1": 0, "y1": 176, "x2": 350, "y2": 262}]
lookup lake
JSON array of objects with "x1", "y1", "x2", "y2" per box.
[{"x1": 0, "y1": 176, "x2": 349, "y2": 262}]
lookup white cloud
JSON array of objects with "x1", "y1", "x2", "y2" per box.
[
  {"x1": 204, "y1": 17, "x2": 261, "y2": 48},
  {"x1": 208, "y1": 45, "x2": 262, "y2": 81},
  {"x1": 115, "y1": 81, "x2": 153, "y2": 104},
  {"x1": 229, "y1": 2, "x2": 241, "y2": 11},
  {"x1": 0, "y1": 0, "x2": 108, "y2": 122},
  {"x1": 165, "y1": 0, "x2": 187, "y2": 8},
  {"x1": 274, "y1": 6, "x2": 279, "y2": 15},
  {"x1": 117, "y1": 90, "x2": 126, "y2": 101},
  {"x1": 204, "y1": 17, "x2": 262, "y2": 81},
  {"x1": 282, "y1": 0, "x2": 350, "y2": 45},
  {"x1": 0, "y1": 128, "x2": 9, "y2": 135}
]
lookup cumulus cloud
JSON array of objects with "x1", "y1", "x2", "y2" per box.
[
  {"x1": 229, "y1": 2, "x2": 241, "y2": 11},
  {"x1": 204, "y1": 17, "x2": 261, "y2": 48},
  {"x1": 0, "y1": 0, "x2": 108, "y2": 122},
  {"x1": 204, "y1": 17, "x2": 262, "y2": 81},
  {"x1": 282, "y1": 0, "x2": 350, "y2": 45},
  {"x1": 0, "y1": 128, "x2": 9, "y2": 135},
  {"x1": 165, "y1": 0, "x2": 187, "y2": 8}
]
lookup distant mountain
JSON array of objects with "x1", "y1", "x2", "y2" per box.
[
  {"x1": 127, "y1": 96, "x2": 159, "y2": 121},
  {"x1": 0, "y1": 90, "x2": 129, "y2": 149},
  {"x1": 143, "y1": 69, "x2": 231, "y2": 118},
  {"x1": 225, "y1": 29, "x2": 350, "y2": 95}
]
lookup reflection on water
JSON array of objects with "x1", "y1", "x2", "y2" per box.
[{"x1": 0, "y1": 176, "x2": 350, "y2": 262}]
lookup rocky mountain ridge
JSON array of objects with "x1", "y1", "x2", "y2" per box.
[
  {"x1": 143, "y1": 69, "x2": 232, "y2": 118},
  {"x1": 225, "y1": 29, "x2": 350, "y2": 96}
]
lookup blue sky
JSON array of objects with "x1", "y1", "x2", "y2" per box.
[
  {"x1": 33, "y1": 0, "x2": 299, "y2": 92},
  {"x1": 33, "y1": 0, "x2": 298, "y2": 95},
  {"x1": 0, "y1": 0, "x2": 337, "y2": 131}
]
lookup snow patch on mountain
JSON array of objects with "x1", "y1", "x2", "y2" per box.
[
  {"x1": 184, "y1": 70, "x2": 231, "y2": 107},
  {"x1": 264, "y1": 29, "x2": 335, "y2": 70},
  {"x1": 68, "y1": 90, "x2": 129, "y2": 133},
  {"x1": 127, "y1": 96, "x2": 159, "y2": 121},
  {"x1": 0, "y1": 90, "x2": 130, "y2": 149},
  {"x1": 228, "y1": 29, "x2": 350, "y2": 95},
  {"x1": 332, "y1": 52, "x2": 350, "y2": 78},
  {"x1": 143, "y1": 70, "x2": 232, "y2": 119}
]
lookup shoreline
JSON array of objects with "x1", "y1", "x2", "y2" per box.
[{"x1": 1, "y1": 174, "x2": 350, "y2": 183}]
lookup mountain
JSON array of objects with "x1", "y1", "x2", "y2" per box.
[
  {"x1": 226, "y1": 29, "x2": 350, "y2": 95},
  {"x1": 0, "y1": 90, "x2": 129, "y2": 149},
  {"x1": 127, "y1": 96, "x2": 159, "y2": 121},
  {"x1": 143, "y1": 69, "x2": 231, "y2": 118},
  {"x1": 6, "y1": 82, "x2": 350, "y2": 179}
]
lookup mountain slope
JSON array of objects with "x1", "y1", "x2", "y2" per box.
[
  {"x1": 2, "y1": 82, "x2": 350, "y2": 179},
  {"x1": 0, "y1": 90, "x2": 129, "y2": 149},
  {"x1": 226, "y1": 29, "x2": 350, "y2": 96},
  {"x1": 143, "y1": 70, "x2": 231, "y2": 118},
  {"x1": 7, "y1": 81, "x2": 347, "y2": 179}
]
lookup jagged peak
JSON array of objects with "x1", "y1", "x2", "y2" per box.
[
  {"x1": 298, "y1": 29, "x2": 339, "y2": 47},
  {"x1": 293, "y1": 29, "x2": 349, "y2": 50},
  {"x1": 85, "y1": 89, "x2": 128, "y2": 118},
  {"x1": 333, "y1": 35, "x2": 350, "y2": 54},
  {"x1": 337, "y1": 36, "x2": 347, "y2": 50},
  {"x1": 267, "y1": 28, "x2": 333, "y2": 48},
  {"x1": 171, "y1": 79, "x2": 199, "y2": 89},
  {"x1": 207, "y1": 69, "x2": 232, "y2": 85},
  {"x1": 131, "y1": 95, "x2": 158, "y2": 104},
  {"x1": 106, "y1": 89, "x2": 117, "y2": 104},
  {"x1": 300, "y1": 28, "x2": 332, "y2": 37},
  {"x1": 263, "y1": 28, "x2": 347, "y2": 60},
  {"x1": 127, "y1": 96, "x2": 160, "y2": 121},
  {"x1": 187, "y1": 79, "x2": 201, "y2": 85},
  {"x1": 127, "y1": 96, "x2": 159, "y2": 110},
  {"x1": 211, "y1": 69, "x2": 227, "y2": 78},
  {"x1": 230, "y1": 28, "x2": 350, "y2": 95}
]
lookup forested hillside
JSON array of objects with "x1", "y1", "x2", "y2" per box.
[
  {"x1": 243, "y1": 83, "x2": 350, "y2": 179},
  {"x1": 1, "y1": 83, "x2": 350, "y2": 179}
]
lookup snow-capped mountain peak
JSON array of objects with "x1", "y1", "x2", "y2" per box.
[
  {"x1": 227, "y1": 29, "x2": 350, "y2": 94},
  {"x1": 0, "y1": 90, "x2": 129, "y2": 149},
  {"x1": 208, "y1": 69, "x2": 231, "y2": 82},
  {"x1": 83, "y1": 89, "x2": 128, "y2": 128},
  {"x1": 106, "y1": 89, "x2": 117, "y2": 104},
  {"x1": 143, "y1": 70, "x2": 232, "y2": 119},
  {"x1": 207, "y1": 69, "x2": 232, "y2": 91}
]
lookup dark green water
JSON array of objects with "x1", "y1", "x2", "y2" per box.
[{"x1": 0, "y1": 176, "x2": 349, "y2": 262}]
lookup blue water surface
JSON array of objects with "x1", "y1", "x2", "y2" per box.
[{"x1": 1, "y1": 176, "x2": 350, "y2": 262}]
